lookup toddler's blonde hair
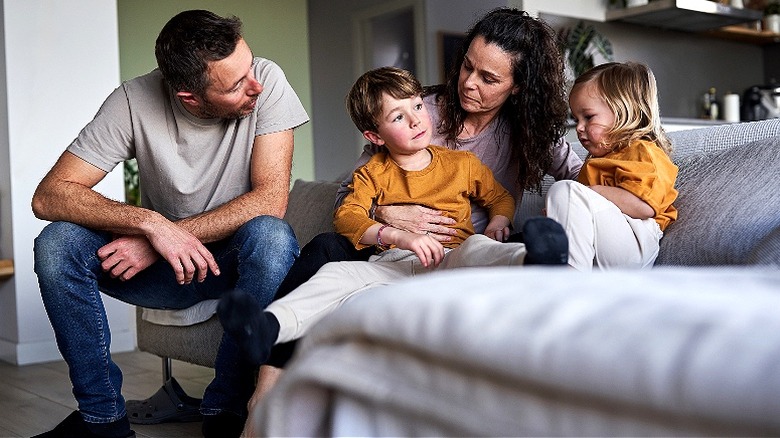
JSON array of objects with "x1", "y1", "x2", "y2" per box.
[{"x1": 573, "y1": 62, "x2": 672, "y2": 155}]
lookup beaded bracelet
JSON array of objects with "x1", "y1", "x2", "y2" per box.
[{"x1": 376, "y1": 224, "x2": 390, "y2": 249}]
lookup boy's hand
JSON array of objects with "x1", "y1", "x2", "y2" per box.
[
  {"x1": 484, "y1": 215, "x2": 512, "y2": 242},
  {"x1": 387, "y1": 227, "x2": 445, "y2": 268},
  {"x1": 486, "y1": 226, "x2": 510, "y2": 242}
]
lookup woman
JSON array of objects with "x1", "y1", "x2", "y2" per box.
[
  {"x1": 243, "y1": 7, "x2": 582, "y2": 433},
  {"x1": 339, "y1": 8, "x2": 580, "y2": 237}
]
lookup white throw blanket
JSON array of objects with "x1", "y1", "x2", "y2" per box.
[{"x1": 254, "y1": 266, "x2": 780, "y2": 437}]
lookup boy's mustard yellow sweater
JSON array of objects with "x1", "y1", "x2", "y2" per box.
[{"x1": 335, "y1": 146, "x2": 515, "y2": 249}]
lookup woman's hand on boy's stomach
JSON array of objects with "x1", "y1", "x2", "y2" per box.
[{"x1": 375, "y1": 204, "x2": 456, "y2": 240}]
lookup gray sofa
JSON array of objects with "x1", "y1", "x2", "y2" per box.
[{"x1": 133, "y1": 118, "x2": 780, "y2": 421}]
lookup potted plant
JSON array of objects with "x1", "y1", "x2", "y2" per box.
[
  {"x1": 766, "y1": 1, "x2": 780, "y2": 33},
  {"x1": 124, "y1": 159, "x2": 141, "y2": 206},
  {"x1": 558, "y1": 21, "x2": 614, "y2": 80}
]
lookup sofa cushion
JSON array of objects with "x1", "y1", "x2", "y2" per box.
[
  {"x1": 747, "y1": 226, "x2": 780, "y2": 266},
  {"x1": 141, "y1": 299, "x2": 219, "y2": 326},
  {"x1": 284, "y1": 179, "x2": 340, "y2": 247},
  {"x1": 667, "y1": 118, "x2": 780, "y2": 161},
  {"x1": 656, "y1": 135, "x2": 780, "y2": 265}
]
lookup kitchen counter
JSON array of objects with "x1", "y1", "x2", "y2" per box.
[
  {"x1": 565, "y1": 117, "x2": 734, "y2": 142},
  {"x1": 662, "y1": 117, "x2": 733, "y2": 131}
]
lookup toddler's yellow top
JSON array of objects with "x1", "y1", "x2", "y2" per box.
[{"x1": 577, "y1": 139, "x2": 678, "y2": 231}]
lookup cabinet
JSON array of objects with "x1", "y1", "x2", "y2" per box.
[
  {"x1": 605, "y1": 0, "x2": 779, "y2": 45},
  {"x1": 606, "y1": 0, "x2": 763, "y2": 31}
]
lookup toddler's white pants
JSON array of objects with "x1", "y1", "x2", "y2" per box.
[{"x1": 545, "y1": 180, "x2": 662, "y2": 272}]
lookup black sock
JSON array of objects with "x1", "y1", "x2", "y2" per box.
[
  {"x1": 506, "y1": 231, "x2": 524, "y2": 243},
  {"x1": 266, "y1": 340, "x2": 298, "y2": 368},
  {"x1": 84, "y1": 415, "x2": 132, "y2": 438},
  {"x1": 218, "y1": 289, "x2": 279, "y2": 365},
  {"x1": 522, "y1": 217, "x2": 569, "y2": 265}
]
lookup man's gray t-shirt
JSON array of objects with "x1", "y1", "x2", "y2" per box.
[{"x1": 67, "y1": 57, "x2": 309, "y2": 221}]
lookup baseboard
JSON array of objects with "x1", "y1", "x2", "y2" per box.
[{"x1": 0, "y1": 329, "x2": 136, "y2": 366}]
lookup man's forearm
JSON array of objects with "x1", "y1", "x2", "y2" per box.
[
  {"x1": 32, "y1": 178, "x2": 166, "y2": 237},
  {"x1": 176, "y1": 186, "x2": 289, "y2": 243}
]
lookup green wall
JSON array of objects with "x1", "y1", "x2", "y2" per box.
[{"x1": 117, "y1": 0, "x2": 314, "y2": 183}]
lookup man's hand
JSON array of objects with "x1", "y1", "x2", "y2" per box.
[
  {"x1": 145, "y1": 221, "x2": 220, "y2": 284},
  {"x1": 374, "y1": 204, "x2": 457, "y2": 242},
  {"x1": 98, "y1": 221, "x2": 220, "y2": 284},
  {"x1": 97, "y1": 235, "x2": 160, "y2": 281}
]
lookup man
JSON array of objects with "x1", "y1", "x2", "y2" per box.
[{"x1": 30, "y1": 9, "x2": 308, "y2": 438}]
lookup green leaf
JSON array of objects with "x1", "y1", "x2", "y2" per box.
[{"x1": 559, "y1": 20, "x2": 614, "y2": 78}]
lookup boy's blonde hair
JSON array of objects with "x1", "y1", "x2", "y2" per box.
[
  {"x1": 346, "y1": 66, "x2": 423, "y2": 133},
  {"x1": 573, "y1": 62, "x2": 672, "y2": 155}
]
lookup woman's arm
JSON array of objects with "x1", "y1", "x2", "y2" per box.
[
  {"x1": 373, "y1": 205, "x2": 456, "y2": 239},
  {"x1": 548, "y1": 137, "x2": 584, "y2": 180}
]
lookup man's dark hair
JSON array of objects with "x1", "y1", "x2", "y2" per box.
[{"x1": 154, "y1": 10, "x2": 243, "y2": 95}]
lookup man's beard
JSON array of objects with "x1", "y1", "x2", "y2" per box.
[{"x1": 198, "y1": 97, "x2": 256, "y2": 120}]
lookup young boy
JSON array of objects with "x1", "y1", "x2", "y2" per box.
[{"x1": 219, "y1": 67, "x2": 568, "y2": 366}]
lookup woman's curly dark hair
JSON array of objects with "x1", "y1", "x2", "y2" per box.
[{"x1": 428, "y1": 8, "x2": 568, "y2": 193}]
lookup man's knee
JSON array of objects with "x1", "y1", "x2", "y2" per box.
[
  {"x1": 238, "y1": 215, "x2": 297, "y2": 249},
  {"x1": 35, "y1": 221, "x2": 86, "y2": 250},
  {"x1": 34, "y1": 222, "x2": 104, "y2": 278},
  {"x1": 234, "y1": 216, "x2": 299, "y2": 277}
]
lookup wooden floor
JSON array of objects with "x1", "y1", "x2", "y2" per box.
[{"x1": 0, "y1": 350, "x2": 214, "y2": 437}]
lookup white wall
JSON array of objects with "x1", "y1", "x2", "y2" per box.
[
  {"x1": 0, "y1": 0, "x2": 134, "y2": 365},
  {"x1": 423, "y1": 0, "x2": 506, "y2": 84}
]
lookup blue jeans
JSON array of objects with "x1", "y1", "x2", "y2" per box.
[{"x1": 33, "y1": 216, "x2": 298, "y2": 422}]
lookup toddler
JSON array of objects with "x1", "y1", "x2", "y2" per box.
[{"x1": 547, "y1": 62, "x2": 678, "y2": 271}]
